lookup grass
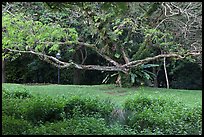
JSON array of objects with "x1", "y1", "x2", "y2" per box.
[
  {"x1": 2, "y1": 83, "x2": 202, "y2": 108},
  {"x1": 2, "y1": 83, "x2": 202, "y2": 135}
]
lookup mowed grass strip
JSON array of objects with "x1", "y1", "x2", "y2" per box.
[{"x1": 2, "y1": 83, "x2": 202, "y2": 108}]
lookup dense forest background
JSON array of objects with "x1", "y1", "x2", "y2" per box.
[
  {"x1": 2, "y1": 2, "x2": 202, "y2": 90},
  {"x1": 3, "y1": 54, "x2": 202, "y2": 90}
]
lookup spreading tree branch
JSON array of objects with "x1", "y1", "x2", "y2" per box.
[
  {"x1": 38, "y1": 41, "x2": 121, "y2": 67},
  {"x1": 6, "y1": 48, "x2": 201, "y2": 74},
  {"x1": 5, "y1": 48, "x2": 127, "y2": 73},
  {"x1": 122, "y1": 51, "x2": 201, "y2": 68}
]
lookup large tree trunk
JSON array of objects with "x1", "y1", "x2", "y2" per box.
[{"x1": 2, "y1": 60, "x2": 5, "y2": 83}]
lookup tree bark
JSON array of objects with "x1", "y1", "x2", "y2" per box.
[
  {"x1": 115, "y1": 73, "x2": 122, "y2": 87},
  {"x1": 2, "y1": 60, "x2": 5, "y2": 83},
  {"x1": 153, "y1": 67, "x2": 158, "y2": 87},
  {"x1": 163, "y1": 57, "x2": 169, "y2": 89}
]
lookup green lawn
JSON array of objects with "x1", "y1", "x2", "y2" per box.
[{"x1": 2, "y1": 83, "x2": 202, "y2": 108}]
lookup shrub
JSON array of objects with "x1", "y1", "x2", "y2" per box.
[
  {"x1": 2, "y1": 87, "x2": 32, "y2": 99},
  {"x1": 123, "y1": 95, "x2": 202, "y2": 135},
  {"x1": 2, "y1": 94, "x2": 114, "y2": 125},
  {"x1": 24, "y1": 96, "x2": 66, "y2": 124},
  {"x1": 25, "y1": 120, "x2": 71, "y2": 135},
  {"x1": 2, "y1": 87, "x2": 34, "y2": 119},
  {"x1": 2, "y1": 94, "x2": 66, "y2": 124},
  {"x1": 2, "y1": 90, "x2": 201, "y2": 135},
  {"x1": 63, "y1": 96, "x2": 114, "y2": 120},
  {"x1": 2, "y1": 115, "x2": 33, "y2": 135},
  {"x1": 25, "y1": 117, "x2": 136, "y2": 135},
  {"x1": 2, "y1": 98, "x2": 27, "y2": 118},
  {"x1": 70, "y1": 117, "x2": 136, "y2": 135}
]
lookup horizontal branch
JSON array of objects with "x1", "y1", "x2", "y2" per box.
[
  {"x1": 5, "y1": 48, "x2": 201, "y2": 74},
  {"x1": 6, "y1": 48, "x2": 68, "y2": 66},
  {"x1": 122, "y1": 51, "x2": 201, "y2": 68},
  {"x1": 5, "y1": 48, "x2": 127, "y2": 73},
  {"x1": 79, "y1": 65, "x2": 126, "y2": 72}
]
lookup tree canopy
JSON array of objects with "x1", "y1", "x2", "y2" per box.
[{"x1": 2, "y1": 2, "x2": 202, "y2": 86}]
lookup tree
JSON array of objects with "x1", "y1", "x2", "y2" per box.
[
  {"x1": 2, "y1": 2, "x2": 202, "y2": 87},
  {"x1": 2, "y1": 60, "x2": 5, "y2": 83}
]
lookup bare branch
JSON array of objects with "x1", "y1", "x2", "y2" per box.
[
  {"x1": 122, "y1": 51, "x2": 201, "y2": 68},
  {"x1": 7, "y1": 38, "x2": 122, "y2": 69},
  {"x1": 5, "y1": 48, "x2": 128, "y2": 73},
  {"x1": 6, "y1": 48, "x2": 70, "y2": 67},
  {"x1": 81, "y1": 47, "x2": 87, "y2": 65},
  {"x1": 5, "y1": 46, "x2": 201, "y2": 74},
  {"x1": 121, "y1": 47, "x2": 130, "y2": 64}
]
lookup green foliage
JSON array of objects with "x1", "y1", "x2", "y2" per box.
[
  {"x1": 3, "y1": 2, "x2": 201, "y2": 89},
  {"x1": 2, "y1": 88, "x2": 114, "y2": 125},
  {"x1": 2, "y1": 12, "x2": 78, "y2": 59},
  {"x1": 63, "y1": 96, "x2": 114, "y2": 120},
  {"x1": 132, "y1": 43, "x2": 151, "y2": 60},
  {"x1": 2, "y1": 89, "x2": 65, "y2": 124},
  {"x1": 129, "y1": 64, "x2": 158, "y2": 86},
  {"x1": 2, "y1": 115, "x2": 33, "y2": 135},
  {"x1": 24, "y1": 97, "x2": 65, "y2": 124},
  {"x1": 103, "y1": 63, "x2": 158, "y2": 87},
  {"x1": 25, "y1": 117, "x2": 135, "y2": 135},
  {"x1": 100, "y1": 2, "x2": 128, "y2": 15},
  {"x1": 143, "y1": 28, "x2": 176, "y2": 51},
  {"x1": 2, "y1": 83, "x2": 202, "y2": 135},
  {"x1": 67, "y1": 28, "x2": 78, "y2": 42},
  {"x1": 2, "y1": 87, "x2": 32, "y2": 99},
  {"x1": 132, "y1": 28, "x2": 177, "y2": 62},
  {"x1": 2, "y1": 98, "x2": 28, "y2": 120},
  {"x1": 123, "y1": 95, "x2": 202, "y2": 135},
  {"x1": 4, "y1": 54, "x2": 33, "y2": 83},
  {"x1": 144, "y1": 2, "x2": 160, "y2": 17},
  {"x1": 5, "y1": 54, "x2": 74, "y2": 84}
]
